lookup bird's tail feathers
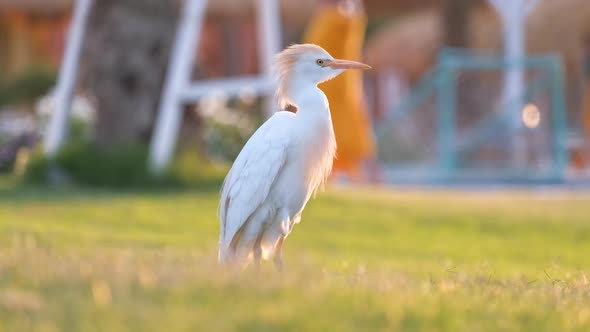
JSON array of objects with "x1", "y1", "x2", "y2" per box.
[{"x1": 218, "y1": 231, "x2": 251, "y2": 268}]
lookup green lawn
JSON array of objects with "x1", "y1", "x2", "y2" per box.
[{"x1": 0, "y1": 185, "x2": 589, "y2": 331}]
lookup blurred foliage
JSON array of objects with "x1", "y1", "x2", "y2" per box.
[
  {"x1": 204, "y1": 118, "x2": 255, "y2": 162},
  {"x1": 201, "y1": 97, "x2": 264, "y2": 163},
  {"x1": 0, "y1": 68, "x2": 56, "y2": 108},
  {"x1": 171, "y1": 149, "x2": 228, "y2": 189},
  {"x1": 24, "y1": 143, "x2": 174, "y2": 188},
  {"x1": 24, "y1": 98, "x2": 227, "y2": 189},
  {"x1": 23, "y1": 143, "x2": 227, "y2": 189}
]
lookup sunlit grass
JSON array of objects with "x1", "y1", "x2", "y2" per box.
[{"x1": 0, "y1": 185, "x2": 589, "y2": 331}]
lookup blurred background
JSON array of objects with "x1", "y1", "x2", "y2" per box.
[
  {"x1": 2, "y1": 2, "x2": 590, "y2": 331},
  {"x1": 1, "y1": 0, "x2": 590, "y2": 187}
]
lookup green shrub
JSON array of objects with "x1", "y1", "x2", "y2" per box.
[
  {"x1": 172, "y1": 150, "x2": 228, "y2": 189},
  {"x1": 24, "y1": 142, "x2": 228, "y2": 189},
  {"x1": 204, "y1": 119, "x2": 253, "y2": 162},
  {"x1": 25, "y1": 143, "x2": 179, "y2": 188}
]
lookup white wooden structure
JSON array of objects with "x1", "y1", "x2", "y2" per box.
[
  {"x1": 43, "y1": 0, "x2": 282, "y2": 174},
  {"x1": 148, "y1": 0, "x2": 282, "y2": 173},
  {"x1": 43, "y1": 0, "x2": 93, "y2": 157}
]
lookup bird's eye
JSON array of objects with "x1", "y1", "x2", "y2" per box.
[{"x1": 316, "y1": 59, "x2": 325, "y2": 66}]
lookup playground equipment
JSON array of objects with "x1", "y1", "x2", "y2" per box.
[
  {"x1": 486, "y1": 0, "x2": 542, "y2": 168},
  {"x1": 42, "y1": 0, "x2": 282, "y2": 174},
  {"x1": 43, "y1": 0, "x2": 575, "y2": 185},
  {"x1": 148, "y1": 0, "x2": 282, "y2": 173},
  {"x1": 43, "y1": 0, "x2": 92, "y2": 157},
  {"x1": 376, "y1": 48, "x2": 568, "y2": 184}
]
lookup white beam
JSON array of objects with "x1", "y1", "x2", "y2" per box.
[
  {"x1": 486, "y1": 0, "x2": 542, "y2": 168},
  {"x1": 43, "y1": 0, "x2": 93, "y2": 156},
  {"x1": 257, "y1": 0, "x2": 281, "y2": 116},
  {"x1": 148, "y1": 0, "x2": 282, "y2": 173},
  {"x1": 148, "y1": 0, "x2": 207, "y2": 173},
  {"x1": 181, "y1": 76, "x2": 273, "y2": 100}
]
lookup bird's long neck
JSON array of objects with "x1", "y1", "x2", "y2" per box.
[
  {"x1": 287, "y1": 80, "x2": 331, "y2": 120},
  {"x1": 288, "y1": 82, "x2": 337, "y2": 194},
  {"x1": 290, "y1": 83, "x2": 335, "y2": 150}
]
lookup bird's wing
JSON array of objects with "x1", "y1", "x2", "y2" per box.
[{"x1": 218, "y1": 111, "x2": 294, "y2": 257}]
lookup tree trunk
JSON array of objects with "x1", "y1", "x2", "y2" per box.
[
  {"x1": 441, "y1": 0, "x2": 472, "y2": 48},
  {"x1": 80, "y1": 0, "x2": 178, "y2": 147}
]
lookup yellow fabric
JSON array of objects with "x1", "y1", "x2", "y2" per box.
[{"x1": 302, "y1": 7, "x2": 375, "y2": 174}]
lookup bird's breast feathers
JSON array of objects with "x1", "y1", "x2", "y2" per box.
[{"x1": 291, "y1": 117, "x2": 336, "y2": 195}]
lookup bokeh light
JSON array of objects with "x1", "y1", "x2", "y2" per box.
[{"x1": 522, "y1": 103, "x2": 541, "y2": 129}]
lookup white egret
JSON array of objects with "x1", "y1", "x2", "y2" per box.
[{"x1": 218, "y1": 44, "x2": 371, "y2": 269}]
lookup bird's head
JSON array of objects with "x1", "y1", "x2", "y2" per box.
[{"x1": 274, "y1": 43, "x2": 371, "y2": 108}]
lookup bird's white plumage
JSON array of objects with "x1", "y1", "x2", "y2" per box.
[
  {"x1": 218, "y1": 43, "x2": 369, "y2": 268},
  {"x1": 218, "y1": 111, "x2": 293, "y2": 262}
]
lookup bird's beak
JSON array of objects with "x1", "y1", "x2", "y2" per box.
[{"x1": 327, "y1": 59, "x2": 372, "y2": 70}]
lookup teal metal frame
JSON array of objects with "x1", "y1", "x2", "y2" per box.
[
  {"x1": 376, "y1": 48, "x2": 568, "y2": 183},
  {"x1": 437, "y1": 55, "x2": 457, "y2": 176}
]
